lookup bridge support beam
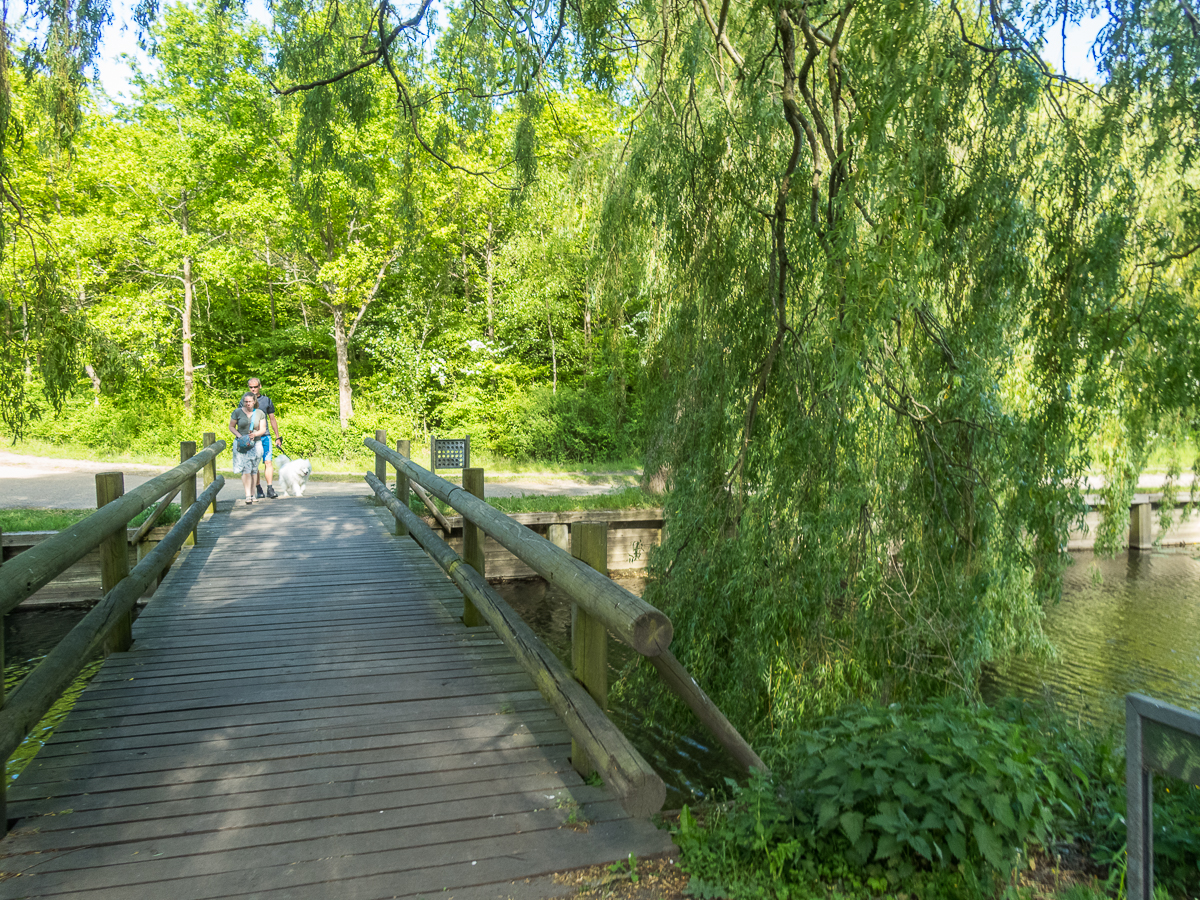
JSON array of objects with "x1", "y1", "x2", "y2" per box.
[
  {"x1": 572, "y1": 522, "x2": 609, "y2": 778},
  {"x1": 1130, "y1": 501, "x2": 1154, "y2": 551}
]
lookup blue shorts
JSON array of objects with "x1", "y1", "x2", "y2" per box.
[{"x1": 261, "y1": 434, "x2": 273, "y2": 462}]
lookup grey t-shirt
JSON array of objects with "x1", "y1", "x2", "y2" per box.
[{"x1": 232, "y1": 407, "x2": 264, "y2": 436}]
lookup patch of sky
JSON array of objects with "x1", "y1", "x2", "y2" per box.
[
  {"x1": 92, "y1": 0, "x2": 440, "y2": 102},
  {"x1": 1045, "y1": 10, "x2": 1109, "y2": 82}
]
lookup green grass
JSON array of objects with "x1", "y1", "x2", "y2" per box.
[
  {"x1": 486, "y1": 487, "x2": 663, "y2": 514},
  {"x1": 0, "y1": 508, "x2": 93, "y2": 532},
  {"x1": 406, "y1": 486, "x2": 663, "y2": 517},
  {"x1": 0, "y1": 504, "x2": 182, "y2": 534}
]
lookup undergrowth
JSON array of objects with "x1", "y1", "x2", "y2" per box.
[{"x1": 674, "y1": 699, "x2": 1200, "y2": 899}]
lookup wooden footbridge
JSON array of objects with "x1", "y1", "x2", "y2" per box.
[{"x1": 0, "y1": 436, "x2": 762, "y2": 899}]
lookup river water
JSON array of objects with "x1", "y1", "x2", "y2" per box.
[
  {"x1": 982, "y1": 548, "x2": 1200, "y2": 726},
  {"x1": 8, "y1": 553, "x2": 1198, "y2": 801}
]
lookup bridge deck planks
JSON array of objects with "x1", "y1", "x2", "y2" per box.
[{"x1": 0, "y1": 495, "x2": 672, "y2": 899}]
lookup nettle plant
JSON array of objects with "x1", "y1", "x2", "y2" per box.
[{"x1": 675, "y1": 701, "x2": 1081, "y2": 896}]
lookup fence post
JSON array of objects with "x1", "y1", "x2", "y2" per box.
[
  {"x1": 462, "y1": 467, "x2": 486, "y2": 627},
  {"x1": 96, "y1": 473, "x2": 133, "y2": 655},
  {"x1": 394, "y1": 440, "x2": 411, "y2": 536},
  {"x1": 571, "y1": 522, "x2": 609, "y2": 777},
  {"x1": 375, "y1": 429, "x2": 388, "y2": 506},
  {"x1": 547, "y1": 523, "x2": 569, "y2": 552},
  {"x1": 181, "y1": 442, "x2": 197, "y2": 547},
  {"x1": 202, "y1": 432, "x2": 217, "y2": 516}
]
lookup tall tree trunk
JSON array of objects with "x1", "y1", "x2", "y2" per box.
[
  {"x1": 547, "y1": 307, "x2": 557, "y2": 394},
  {"x1": 461, "y1": 215, "x2": 470, "y2": 301},
  {"x1": 21, "y1": 301, "x2": 29, "y2": 378},
  {"x1": 182, "y1": 254, "x2": 195, "y2": 415},
  {"x1": 583, "y1": 285, "x2": 592, "y2": 350},
  {"x1": 180, "y1": 194, "x2": 195, "y2": 415},
  {"x1": 84, "y1": 364, "x2": 101, "y2": 405},
  {"x1": 265, "y1": 237, "x2": 277, "y2": 330},
  {"x1": 333, "y1": 306, "x2": 353, "y2": 428},
  {"x1": 79, "y1": 280, "x2": 99, "y2": 405},
  {"x1": 485, "y1": 213, "x2": 495, "y2": 339}
]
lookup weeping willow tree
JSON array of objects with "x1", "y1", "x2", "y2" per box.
[
  {"x1": 181, "y1": 0, "x2": 1193, "y2": 733},
  {"x1": 594, "y1": 0, "x2": 1200, "y2": 736}
]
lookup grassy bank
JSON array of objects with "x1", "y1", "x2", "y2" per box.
[{"x1": 0, "y1": 505, "x2": 183, "y2": 533}]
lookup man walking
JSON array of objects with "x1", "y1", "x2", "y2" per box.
[{"x1": 248, "y1": 377, "x2": 283, "y2": 499}]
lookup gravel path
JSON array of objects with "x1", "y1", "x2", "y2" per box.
[{"x1": 0, "y1": 450, "x2": 639, "y2": 508}]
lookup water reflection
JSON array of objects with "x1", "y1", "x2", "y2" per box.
[
  {"x1": 983, "y1": 549, "x2": 1200, "y2": 724},
  {"x1": 493, "y1": 577, "x2": 744, "y2": 807},
  {"x1": 4, "y1": 608, "x2": 88, "y2": 693}
]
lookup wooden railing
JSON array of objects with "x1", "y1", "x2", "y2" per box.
[
  {"x1": 0, "y1": 439, "x2": 227, "y2": 827},
  {"x1": 365, "y1": 436, "x2": 765, "y2": 817}
]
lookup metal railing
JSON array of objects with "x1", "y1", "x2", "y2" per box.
[{"x1": 1126, "y1": 692, "x2": 1200, "y2": 900}]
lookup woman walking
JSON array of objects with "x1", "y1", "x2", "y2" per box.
[{"x1": 229, "y1": 392, "x2": 268, "y2": 504}]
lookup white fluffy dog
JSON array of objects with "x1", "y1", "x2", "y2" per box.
[{"x1": 273, "y1": 451, "x2": 312, "y2": 497}]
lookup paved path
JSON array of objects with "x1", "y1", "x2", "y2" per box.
[
  {"x1": 0, "y1": 495, "x2": 673, "y2": 898},
  {"x1": 0, "y1": 452, "x2": 638, "y2": 509}
]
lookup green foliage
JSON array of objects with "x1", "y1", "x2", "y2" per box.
[
  {"x1": 440, "y1": 378, "x2": 635, "y2": 463},
  {"x1": 674, "y1": 700, "x2": 1200, "y2": 900}
]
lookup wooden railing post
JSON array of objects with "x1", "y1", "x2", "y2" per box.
[
  {"x1": 462, "y1": 467, "x2": 486, "y2": 627},
  {"x1": 96, "y1": 473, "x2": 132, "y2": 655},
  {"x1": 394, "y1": 440, "x2": 410, "y2": 536},
  {"x1": 374, "y1": 429, "x2": 388, "y2": 506},
  {"x1": 201, "y1": 432, "x2": 217, "y2": 516},
  {"x1": 571, "y1": 522, "x2": 608, "y2": 777},
  {"x1": 180, "y1": 442, "x2": 197, "y2": 547}
]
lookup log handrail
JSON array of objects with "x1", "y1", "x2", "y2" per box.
[
  {"x1": 0, "y1": 476, "x2": 226, "y2": 764},
  {"x1": 365, "y1": 439, "x2": 767, "y2": 777},
  {"x1": 0, "y1": 441, "x2": 226, "y2": 617},
  {"x1": 366, "y1": 473, "x2": 666, "y2": 816},
  {"x1": 364, "y1": 437, "x2": 672, "y2": 657}
]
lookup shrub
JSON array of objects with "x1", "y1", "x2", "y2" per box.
[
  {"x1": 672, "y1": 699, "x2": 1200, "y2": 899},
  {"x1": 441, "y1": 379, "x2": 634, "y2": 463}
]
